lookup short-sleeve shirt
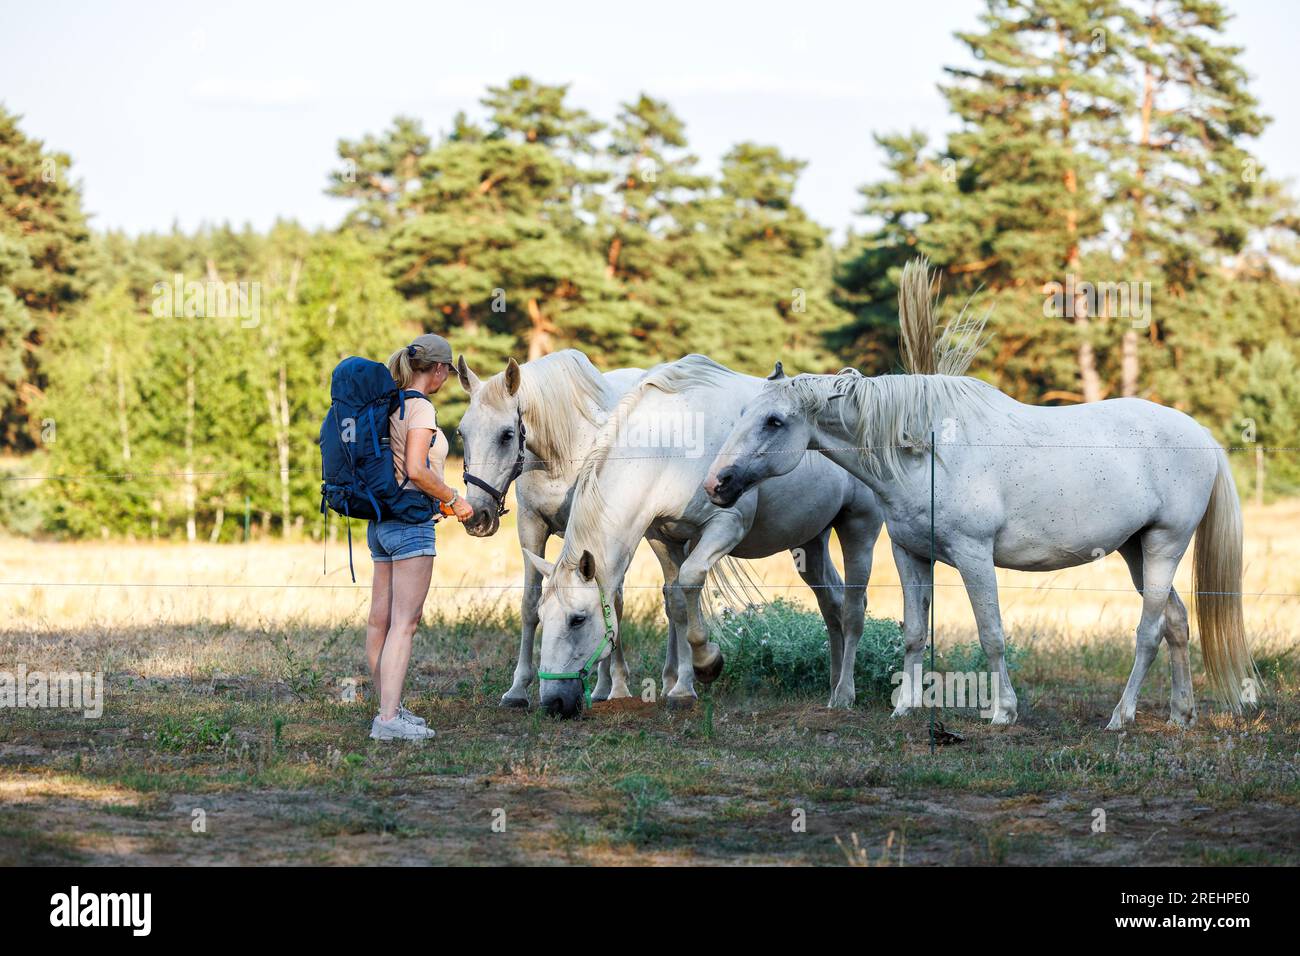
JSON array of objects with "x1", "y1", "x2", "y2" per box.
[{"x1": 390, "y1": 396, "x2": 447, "y2": 485}]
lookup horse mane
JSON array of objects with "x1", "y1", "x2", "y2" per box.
[
  {"x1": 479, "y1": 349, "x2": 611, "y2": 478},
  {"x1": 557, "y1": 354, "x2": 736, "y2": 576},
  {"x1": 785, "y1": 256, "x2": 996, "y2": 481},
  {"x1": 787, "y1": 372, "x2": 997, "y2": 481}
]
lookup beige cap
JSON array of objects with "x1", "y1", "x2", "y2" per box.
[{"x1": 409, "y1": 333, "x2": 453, "y2": 365}]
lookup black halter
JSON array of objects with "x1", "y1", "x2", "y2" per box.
[{"x1": 462, "y1": 407, "x2": 527, "y2": 518}]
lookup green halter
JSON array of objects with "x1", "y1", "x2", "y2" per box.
[{"x1": 536, "y1": 585, "x2": 616, "y2": 708}]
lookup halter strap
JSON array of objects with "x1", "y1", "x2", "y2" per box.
[{"x1": 536, "y1": 585, "x2": 616, "y2": 708}]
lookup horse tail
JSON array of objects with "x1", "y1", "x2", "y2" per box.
[
  {"x1": 898, "y1": 258, "x2": 939, "y2": 374},
  {"x1": 702, "y1": 556, "x2": 766, "y2": 622},
  {"x1": 1192, "y1": 448, "x2": 1256, "y2": 713},
  {"x1": 897, "y1": 256, "x2": 990, "y2": 376}
]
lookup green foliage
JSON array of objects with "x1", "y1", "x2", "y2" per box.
[
  {"x1": 29, "y1": 226, "x2": 408, "y2": 539},
  {"x1": 836, "y1": 0, "x2": 1300, "y2": 492},
  {"x1": 710, "y1": 599, "x2": 905, "y2": 701},
  {"x1": 710, "y1": 600, "x2": 1029, "y2": 704},
  {"x1": 0, "y1": 105, "x2": 94, "y2": 447},
  {"x1": 7, "y1": 22, "x2": 1300, "y2": 537},
  {"x1": 155, "y1": 715, "x2": 232, "y2": 752},
  {"x1": 614, "y1": 773, "x2": 669, "y2": 844}
]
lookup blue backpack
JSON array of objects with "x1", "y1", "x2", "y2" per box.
[{"x1": 319, "y1": 357, "x2": 437, "y2": 578}]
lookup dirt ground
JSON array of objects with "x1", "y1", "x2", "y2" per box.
[{"x1": 2, "y1": 619, "x2": 1297, "y2": 866}]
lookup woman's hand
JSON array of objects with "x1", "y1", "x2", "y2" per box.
[{"x1": 452, "y1": 495, "x2": 474, "y2": 522}]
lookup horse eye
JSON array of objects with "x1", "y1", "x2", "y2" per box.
[
  {"x1": 568, "y1": 613, "x2": 587, "y2": 629},
  {"x1": 501, "y1": 429, "x2": 514, "y2": 443},
  {"x1": 767, "y1": 416, "x2": 784, "y2": 429}
]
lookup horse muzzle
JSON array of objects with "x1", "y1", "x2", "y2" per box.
[
  {"x1": 704, "y1": 465, "x2": 745, "y2": 508},
  {"x1": 540, "y1": 678, "x2": 584, "y2": 719},
  {"x1": 463, "y1": 506, "x2": 500, "y2": 537}
]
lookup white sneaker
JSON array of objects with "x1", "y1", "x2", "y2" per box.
[
  {"x1": 370, "y1": 715, "x2": 436, "y2": 741},
  {"x1": 374, "y1": 704, "x2": 426, "y2": 726},
  {"x1": 398, "y1": 705, "x2": 426, "y2": 726}
]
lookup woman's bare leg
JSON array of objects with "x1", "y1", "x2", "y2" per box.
[
  {"x1": 378, "y1": 555, "x2": 434, "y2": 720},
  {"x1": 366, "y1": 561, "x2": 394, "y2": 705}
]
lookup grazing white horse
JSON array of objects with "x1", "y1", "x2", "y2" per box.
[
  {"x1": 524, "y1": 355, "x2": 886, "y2": 717},
  {"x1": 704, "y1": 261, "x2": 1256, "y2": 729},
  {"x1": 456, "y1": 351, "x2": 641, "y2": 706},
  {"x1": 456, "y1": 350, "x2": 810, "y2": 707}
]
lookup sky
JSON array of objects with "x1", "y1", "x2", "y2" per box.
[{"x1": 2, "y1": 0, "x2": 1297, "y2": 240}]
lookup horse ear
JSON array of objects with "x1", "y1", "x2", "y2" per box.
[
  {"x1": 504, "y1": 357, "x2": 522, "y2": 396},
  {"x1": 767, "y1": 361, "x2": 786, "y2": 381},
  {"x1": 522, "y1": 548, "x2": 555, "y2": 580},
  {"x1": 577, "y1": 550, "x2": 596, "y2": 582},
  {"x1": 457, "y1": 355, "x2": 480, "y2": 394}
]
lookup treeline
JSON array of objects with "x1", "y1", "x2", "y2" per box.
[
  {"x1": 837, "y1": 0, "x2": 1300, "y2": 493},
  {"x1": 1, "y1": 0, "x2": 1299, "y2": 541}
]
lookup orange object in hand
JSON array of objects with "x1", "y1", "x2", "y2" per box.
[{"x1": 439, "y1": 499, "x2": 457, "y2": 517}]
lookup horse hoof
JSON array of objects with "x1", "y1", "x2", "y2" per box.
[
  {"x1": 665, "y1": 694, "x2": 697, "y2": 711},
  {"x1": 499, "y1": 694, "x2": 530, "y2": 710},
  {"x1": 694, "y1": 653, "x2": 724, "y2": 685}
]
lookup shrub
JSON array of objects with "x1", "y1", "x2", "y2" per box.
[{"x1": 709, "y1": 599, "x2": 905, "y2": 701}]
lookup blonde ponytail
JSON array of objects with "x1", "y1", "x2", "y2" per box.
[
  {"x1": 387, "y1": 343, "x2": 443, "y2": 389},
  {"x1": 387, "y1": 348, "x2": 415, "y2": 388}
]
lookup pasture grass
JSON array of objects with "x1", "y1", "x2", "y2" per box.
[{"x1": 1, "y1": 597, "x2": 1297, "y2": 866}]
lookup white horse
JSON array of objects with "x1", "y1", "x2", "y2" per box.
[
  {"x1": 456, "y1": 351, "x2": 640, "y2": 706},
  {"x1": 455, "y1": 350, "x2": 824, "y2": 708},
  {"x1": 704, "y1": 261, "x2": 1256, "y2": 729},
  {"x1": 523, "y1": 355, "x2": 887, "y2": 717}
]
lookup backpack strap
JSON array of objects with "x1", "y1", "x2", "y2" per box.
[{"x1": 393, "y1": 391, "x2": 437, "y2": 495}]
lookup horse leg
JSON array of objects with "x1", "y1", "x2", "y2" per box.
[
  {"x1": 1117, "y1": 539, "x2": 1195, "y2": 728},
  {"x1": 794, "y1": 530, "x2": 846, "y2": 705},
  {"x1": 951, "y1": 544, "x2": 1019, "y2": 725},
  {"x1": 502, "y1": 512, "x2": 547, "y2": 708},
  {"x1": 1163, "y1": 590, "x2": 1195, "y2": 727},
  {"x1": 1107, "y1": 533, "x2": 1182, "y2": 731},
  {"x1": 830, "y1": 508, "x2": 879, "y2": 709},
  {"x1": 891, "y1": 543, "x2": 932, "y2": 717},
  {"x1": 675, "y1": 517, "x2": 746, "y2": 693},
  {"x1": 590, "y1": 650, "x2": 613, "y2": 702},
  {"x1": 649, "y1": 538, "x2": 688, "y2": 702},
  {"x1": 606, "y1": 586, "x2": 632, "y2": 699}
]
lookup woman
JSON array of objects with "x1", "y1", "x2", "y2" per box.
[{"x1": 368, "y1": 333, "x2": 474, "y2": 741}]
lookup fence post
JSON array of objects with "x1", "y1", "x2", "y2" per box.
[{"x1": 1255, "y1": 445, "x2": 1264, "y2": 508}]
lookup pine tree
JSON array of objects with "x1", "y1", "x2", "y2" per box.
[
  {"x1": 327, "y1": 116, "x2": 432, "y2": 232},
  {"x1": 705, "y1": 143, "x2": 840, "y2": 373},
  {"x1": 332, "y1": 78, "x2": 616, "y2": 381},
  {"x1": 595, "y1": 95, "x2": 719, "y2": 364},
  {"x1": 0, "y1": 105, "x2": 93, "y2": 447},
  {"x1": 839, "y1": 0, "x2": 1298, "y2": 424}
]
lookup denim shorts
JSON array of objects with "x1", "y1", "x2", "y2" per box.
[{"x1": 367, "y1": 518, "x2": 437, "y2": 562}]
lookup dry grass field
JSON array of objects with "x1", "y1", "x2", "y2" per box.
[
  {"x1": 5, "y1": 487, "x2": 1300, "y2": 638},
  {"x1": 1, "y1": 490, "x2": 1298, "y2": 865}
]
